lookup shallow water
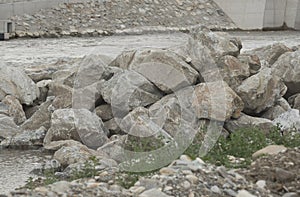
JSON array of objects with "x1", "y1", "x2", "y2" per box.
[
  {"x1": 0, "y1": 149, "x2": 51, "y2": 194},
  {"x1": 0, "y1": 30, "x2": 300, "y2": 194},
  {"x1": 1, "y1": 31, "x2": 300, "y2": 68}
]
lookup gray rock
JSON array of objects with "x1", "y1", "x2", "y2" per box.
[
  {"x1": 53, "y1": 144, "x2": 99, "y2": 167},
  {"x1": 148, "y1": 93, "x2": 199, "y2": 138},
  {"x1": 44, "y1": 108, "x2": 109, "y2": 149},
  {"x1": 0, "y1": 63, "x2": 39, "y2": 105},
  {"x1": 252, "y1": 145, "x2": 287, "y2": 159},
  {"x1": 120, "y1": 107, "x2": 171, "y2": 138},
  {"x1": 95, "y1": 104, "x2": 113, "y2": 121},
  {"x1": 21, "y1": 97, "x2": 53, "y2": 131},
  {"x1": 272, "y1": 51, "x2": 300, "y2": 96},
  {"x1": 0, "y1": 126, "x2": 46, "y2": 148},
  {"x1": 225, "y1": 113, "x2": 274, "y2": 133},
  {"x1": 101, "y1": 70, "x2": 163, "y2": 118},
  {"x1": 140, "y1": 188, "x2": 171, "y2": 197},
  {"x1": 104, "y1": 118, "x2": 122, "y2": 135},
  {"x1": 2, "y1": 95, "x2": 26, "y2": 125},
  {"x1": 246, "y1": 43, "x2": 291, "y2": 66},
  {"x1": 49, "y1": 83, "x2": 73, "y2": 109},
  {"x1": 236, "y1": 68, "x2": 285, "y2": 114},
  {"x1": 275, "y1": 167, "x2": 296, "y2": 182},
  {"x1": 211, "y1": 185, "x2": 221, "y2": 194},
  {"x1": 73, "y1": 54, "x2": 113, "y2": 87},
  {"x1": 192, "y1": 81, "x2": 244, "y2": 121},
  {"x1": 273, "y1": 109, "x2": 300, "y2": 132},
  {"x1": 126, "y1": 49, "x2": 199, "y2": 93},
  {"x1": 262, "y1": 97, "x2": 291, "y2": 120},
  {"x1": 0, "y1": 114, "x2": 21, "y2": 140},
  {"x1": 282, "y1": 192, "x2": 299, "y2": 197},
  {"x1": 236, "y1": 190, "x2": 256, "y2": 197},
  {"x1": 215, "y1": 55, "x2": 250, "y2": 90},
  {"x1": 191, "y1": 27, "x2": 241, "y2": 59},
  {"x1": 288, "y1": 93, "x2": 300, "y2": 111},
  {"x1": 238, "y1": 54, "x2": 261, "y2": 75}
]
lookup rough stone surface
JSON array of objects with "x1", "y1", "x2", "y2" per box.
[
  {"x1": 2, "y1": 95, "x2": 26, "y2": 125},
  {"x1": 0, "y1": 126, "x2": 46, "y2": 148},
  {"x1": 225, "y1": 113, "x2": 274, "y2": 133},
  {"x1": 288, "y1": 93, "x2": 300, "y2": 111},
  {"x1": 252, "y1": 145, "x2": 288, "y2": 159},
  {"x1": 191, "y1": 28, "x2": 241, "y2": 59},
  {"x1": 238, "y1": 54, "x2": 261, "y2": 75},
  {"x1": 261, "y1": 97, "x2": 291, "y2": 120},
  {"x1": 21, "y1": 97, "x2": 53, "y2": 131},
  {"x1": 53, "y1": 143, "x2": 105, "y2": 167},
  {"x1": 0, "y1": 63, "x2": 39, "y2": 105},
  {"x1": 239, "y1": 148, "x2": 300, "y2": 196},
  {"x1": 236, "y1": 68, "x2": 285, "y2": 114},
  {"x1": 272, "y1": 109, "x2": 300, "y2": 132},
  {"x1": 44, "y1": 109, "x2": 109, "y2": 149},
  {"x1": 272, "y1": 51, "x2": 300, "y2": 96},
  {"x1": 124, "y1": 49, "x2": 199, "y2": 93},
  {"x1": 95, "y1": 104, "x2": 113, "y2": 121},
  {"x1": 245, "y1": 43, "x2": 291, "y2": 66},
  {"x1": 101, "y1": 70, "x2": 163, "y2": 118},
  {"x1": 192, "y1": 81, "x2": 244, "y2": 121},
  {"x1": 0, "y1": 114, "x2": 21, "y2": 140}
]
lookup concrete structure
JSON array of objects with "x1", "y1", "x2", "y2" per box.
[
  {"x1": 214, "y1": 0, "x2": 300, "y2": 30},
  {"x1": 0, "y1": 20, "x2": 14, "y2": 40}
]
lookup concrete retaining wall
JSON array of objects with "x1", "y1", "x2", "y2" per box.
[{"x1": 214, "y1": 0, "x2": 300, "y2": 30}]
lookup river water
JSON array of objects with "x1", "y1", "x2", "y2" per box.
[{"x1": 0, "y1": 30, "x2": 300, "y2": 194}]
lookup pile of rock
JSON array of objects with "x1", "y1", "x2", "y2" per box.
[
  {"x1": 1, "y1": 27, "x2": 300, "y2": 195},
  {"x1": 10, "y1": 0, "x2": 237, "y2": 38},
  {"x1": 8, "y1": 155, "x2": 271, "y2": 197}
]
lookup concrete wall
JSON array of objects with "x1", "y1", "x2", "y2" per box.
[
  {"x1": 214, "y1": 0, "x2": 300, "y2": 30},
  {"x1": 264, "y1": 0, "x2": 286, "y2": 28},
  {"x1": 214, "y1": 0, "x2": 266, "y2": 30}
]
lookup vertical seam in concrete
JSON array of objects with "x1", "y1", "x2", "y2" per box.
[
  {"x1": 295, "y1": 0, "x2": 300, "y2": 28},
  {"x1": 262, "y1": 0, "x2": 267, "y2": 28},
  {"x1": 283, "y1": 0, "x2": 288, "y2": 26}
]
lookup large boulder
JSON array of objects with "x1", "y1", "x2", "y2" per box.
[
  {"x1": 1, "y1": 95, "x2": 26, "y2": 125},
  {"x1": 48, "y1": 83, "x2": 73, "y2": 109},
  {"x1": 261, "y1": 97, "x2": 291, "y2": 120},
  {"x1": 25, "y1": 57, "x2": 79, "y2": 82},
  {"x1": 288, "y1": 93, "x2": 300, "y2": 111},
  {"x1": 0, "y1": 63, "x2": 39, "y2": 105},
  {"x1": 273, "y1": 109, "x2": 300, "y2": 132},
  {"x1": 120, "y1": 107, "x2": 165, "y2": 137},
  {"x1": 214, "y1": 55, "x2": 250, "y2": 90},
  {"x1": 101, "y1": 70, "x2": 163, "y2": 118},
  {"x1": 191, "y1": 81, "x2": 244, "y2": 121},
  {"x1": 21, "y1": 97, "x2": 53, "y2": 131},
  {"x1": 190, "y1": 27, "x2": 241, "y2": 59},
  {"x1": 225, "y1": 113, "x2": 274, "y2": 133},
  {"x1": 73, "y1": 54, "x2": 113, "y2": 88},
  {"x1": 148, "y1": 94, "x2": 200, "y2": 137},
  {"x1": 112, "y1": 49, "x2": 199, "y2": 93},
  {"x1": 245, "y1": 43, "x2": 291, "y2": 66},
  {"x1": 44, "y1": 109, "x2": 109, "y2": 149},
  {"x1": 272, "y1": 51, "x2": 300, "y2": 96},
  {"x1": 238, "y1": 54, "x2": 261, "y2": 75},
  {"x1": 95, "y1": 104, "x2": 113, "y2": 121},
  {"x1": 0, "y1": 114, "x2": 21, "y2": 140},
  {"x1": 53, "y1": 140, "x2": 109, "y2": 167},
  {"x1": 236, "y1": 68, "x2": 286, "y2": 114},
  {"x1": 0, "y1": 126, "x2": 46, "y2": 148}
]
